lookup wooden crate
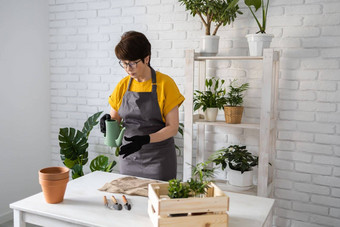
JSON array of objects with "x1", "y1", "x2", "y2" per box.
[{"x1": 148, "y1": 182, "x2": 229, "y2": 227}]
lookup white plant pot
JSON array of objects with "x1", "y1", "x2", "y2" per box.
[
  {"x1": 204, "y1": 108, "x2": 218, "y2": 122},
  {"x1": 246, "y1": 34, "x2": 273, "y2": 56},
  {"x1": 227, "y1": 168, "x2": 254, "y2": 187},
  {"x1": 200, "y1": 35, "x2": 220, "y2": 56}
]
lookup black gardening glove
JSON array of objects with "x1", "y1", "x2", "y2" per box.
[
  {"x1": 119, "y1": 135, "x2": 150, "y2": 159},
  {"x1": 100, "y1": 114, "x2": 111, "y2": 134}
]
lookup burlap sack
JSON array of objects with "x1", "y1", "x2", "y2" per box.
[{"x1": 98, "y1": 176, "x2": 160, "y2": 197}]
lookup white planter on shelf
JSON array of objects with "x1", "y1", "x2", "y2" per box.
[
  {"x1": 246, "y1": 33, "x2": 273, "y2": 56},
  {"x1": 227, "y1": 168, "x2": 254, "y2": 187},
  {"x1": 204, "y1": 107, "x2": 218, "y2": 122},
  {"x1": 200, "y1": 35, "x2": 220, "y2": 56}
]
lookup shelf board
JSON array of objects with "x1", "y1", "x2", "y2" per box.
[
  {"x1": 214, "y1": 180, "x2": 273, "y2": 197},
  {"x1": 194, "y1": 54, "x2": 263, "y2": 61},
  {"x1": 194, "y1": 119, "x2": 260, "y2": 130}
]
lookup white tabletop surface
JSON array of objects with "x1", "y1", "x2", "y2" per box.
[{"x1": 10, "y1": 171, "x2": 274, "y2": 227}]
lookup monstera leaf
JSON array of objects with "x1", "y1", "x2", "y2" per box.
[
  {"x1": 71, "y1": 164, "x2": 84, "y2": 179},
  {"x1": 59, "y1": 127, "x2": 89, "y2": 162},
  {"x1": 90, "y1": 155, "x2": 116, "y2": 172},
  {"x1": 82, "y1": 111, "x2": 103, "y2": 138}
]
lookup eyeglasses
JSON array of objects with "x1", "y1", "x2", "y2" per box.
[{"x1": 119, "y1": 60, "x2": 141, "y2": 69}]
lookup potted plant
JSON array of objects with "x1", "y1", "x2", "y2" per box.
[
  {"x1": 210, "y1": 145, "x2": 258, "y2": 187},
  {"x1": 240, "y1": 0, "x2": 273, "y2": 56},
  {"x1": 59, "y1": 111, "x2": 116, "y2": 179},
  {"x1": 178, "y1": 0, "x2": 242, "y2": 56},
  {"x1": 223, "y1": 79, "x2": 249, "y2": 124},
  {"x1": 194, "y1": 77, "x2": 227, "y2": 122}
]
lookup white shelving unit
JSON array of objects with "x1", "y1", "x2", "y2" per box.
[{"x1": 183, "y1": 49, "x2": 280, "y2": 197}]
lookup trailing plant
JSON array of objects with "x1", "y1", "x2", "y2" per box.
[
  {"x1": 168, "y1": 179, "x2": 190, "y2": 199},
  {"x1": 194, "y1": 77, "x2": 227, "y2": 111},
  {"x1": 225, "y1": 79, "x2": 249, "y2": 107},
  {"x1": 178, "y1": 0, "x2": 243, "y2": 35},
  {"x1": 59, "y1": 111, "x2": 116, "y2": 179},
  {"x1": 209, "y1": 145, "x2": 258, "y2": 173}
]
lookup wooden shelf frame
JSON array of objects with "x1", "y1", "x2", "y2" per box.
[{"x1": 183, "y1": 49, "x2": 280, "y2": 197}]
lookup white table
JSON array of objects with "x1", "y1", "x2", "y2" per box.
[{"x1": 10, "y1": 171, "x2": 274, "y2": 227}]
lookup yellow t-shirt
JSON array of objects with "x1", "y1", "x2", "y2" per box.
[{"x1": 109, "y1": 71, "x2": 185, "y2": 122}]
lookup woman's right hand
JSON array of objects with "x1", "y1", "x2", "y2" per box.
[{"x1": 100, "y1": 114, "x2": 111, "y2": 133}]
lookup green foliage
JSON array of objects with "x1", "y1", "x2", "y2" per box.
[
  {"x1": 168, "y1": 179, "x2": 190, "y2": 199},
  {"x1": 168, "y1": 162, "x2": 214, "y2": 198},
  {"x1": 178, "y1": 0, "x2": 243, "y2": 35},
  {"x1": 194, "y1": 77, "x2": 227, "y2": 111},
  {"x1": 59, "y1": 111, "x2": 116, "y2": 179},
  {"x1": 239, "y1": 0, "x2": 269, "y2": 33},
  {"x1": 90, "y1": 155, "x2": 116, "y2": 172},
  {"x1": 225, "y1": 79, "x2": 249, "y2": 107},
  {"x1": 209, "y1": 145, "x2": 258, "y2": 173}
]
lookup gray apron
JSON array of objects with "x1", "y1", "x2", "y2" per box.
[{"x1": 118, "y1": 67, "x2": 177, "y2": 181}]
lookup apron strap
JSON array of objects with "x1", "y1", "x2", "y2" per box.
[{"x1": 151, "y1": 67, "x2": 157, "y2": 93}]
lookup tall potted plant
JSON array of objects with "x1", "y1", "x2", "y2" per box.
[
  {"x1": 59, "y1": 111, "x2": 116, "y2": 179},
  {"x1": 223, "y1": 79, "x2": 249, "y2": 124},
  {"x1": 178, "y1": 0, "x2": 242, "y2": 56},
  {"x1": 239, "y1": 0, "x2": 273, "y2": 56},
  {"x1": 194, "y1": 77, "x2": 227, "y2": 122},
  {"x1": 209, "y1": 145, "x2": 258, "y2": 187}
]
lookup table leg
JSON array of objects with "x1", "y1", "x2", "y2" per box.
[{"x1": 13, "y1": 210, "x2": 26, "y2": 227}]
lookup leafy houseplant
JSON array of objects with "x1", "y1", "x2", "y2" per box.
[
  {"x1": 168, "y1": 162, "x2": 214, "y2": 199},
  {"x1": 178, "y1": 0, "x2": 242, "y2": 55},
  {"x1": 225, "y1": 79, "x2": 249, "y2": 106},
  {"x1": 210, "y1": 145, "x2": 258, "y2": 187},
  {"x1": 210, "y1": 145, "x2": 258, "y2": 173},
  {"x1": 59, "y1": 111, "x2": 116, "y2": 179},
  {"x1": 168, "y1": 179, "x2": 190, "y2": 199},
  {"x1": 178, "y1": 0, "x2": 242, "y2": 36},
  {"x1": 223, "y1": 79, "x2": 249, "y2": 124},
  {"x1": 238, "y1": 0, "x2": 273, "y2": 55},
  {"x1": 194, "y1": 77, "x2": 227, "y2": 121}
]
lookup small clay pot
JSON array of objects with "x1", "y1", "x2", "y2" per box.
[
  {"x1": 39, "y1": 167, "x2": 69, "y2": 181},
  {"x1": 39, "y1": 177, "x2": 69, "y2": 204}
]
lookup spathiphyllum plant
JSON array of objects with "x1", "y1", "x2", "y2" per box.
[{"x1": 194, "y1": 77, "x2": 227, "y2": 111}]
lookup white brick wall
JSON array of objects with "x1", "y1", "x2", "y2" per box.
[{"x1": 48, "y1": 1, "x2": 340, "y2": 226}]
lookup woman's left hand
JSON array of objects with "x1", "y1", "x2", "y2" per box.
[{"x1": 119, "y1": 135, "x2": 150, "y2": 158}]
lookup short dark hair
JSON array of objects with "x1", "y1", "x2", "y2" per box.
[{"x1": 115, "y1": 31, "x2": 151, "y2": 66}]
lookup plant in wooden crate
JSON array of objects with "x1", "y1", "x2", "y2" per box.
[
  {"x1": 223, "y1": 79, "x2": 249, "y2": 124},
  {"x1": 178, "y1": 0, "x2": 242, "y2": 56},
  {"x1": 209, "y1": 145, "x2": 258, "y2": 187},
  {"x1": 148, "y1": 162, "x2": 228, "y2": 225},
  {"x1": 59, "y1": 111, "x2": 116, "y2": 179},
  {"x1": 194, "y1": 77, "x2": 227, "y2": 122}
]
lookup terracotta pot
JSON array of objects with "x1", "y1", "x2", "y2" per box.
[
  {"x1": 39, "y1": 177, "x2": 69, "y2": 204},
  {"x1": 39, "y1": 167, "x2": 70, "y2": 181}
]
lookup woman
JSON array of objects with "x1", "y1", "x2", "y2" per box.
[{"x1": 101, "y1": 31, "x2": 184, "y2": 181}]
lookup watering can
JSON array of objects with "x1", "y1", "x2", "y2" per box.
[{"x1": 104, "y1": 120, "x2": 126, "y2": 147}]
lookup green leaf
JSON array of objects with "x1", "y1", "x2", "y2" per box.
[
  {"x1": 59, "y1": 127, "x2": 88, "y2": 163},
  {"x1": 71, "y1": 164, "x2": 84, "y2": 179},
  {"x1": 82, "y1": 111, "x2": 103, "y2": 138},
  {"x1": 90, "y1": 155, "x2": 116, "y2": 172},
  {"x1": 63, "y1": 158, "x2": 76, "y2": 169},
  {"x1": 245, "y1": 0, "x2": 261, "y2": 11}
]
